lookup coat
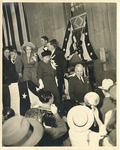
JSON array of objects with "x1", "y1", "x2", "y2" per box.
[
  {"x1": 69, "y1": 75, "x2": 91, "y2": 103},
  {"x1": 16, "y1": 53, "x2": 38, "y2": 85},
  {"x1": 3, "y1": 56, "x2": 18, "y2": 84},
  {"x1": 51, "y1": 47, "x2": 68, "y2": 76}
]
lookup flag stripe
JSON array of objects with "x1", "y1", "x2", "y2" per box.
[
  {"x1": 9, "y1": 83, "x2": 20, "y2": 115},
  {"x1": 84, "y1": 17, "x2": 98, "y2": 60},
  {"x1": 2, "y1": 5, "x2": 10, "y2": 46},
  {"x1": 62, "y1": 21, "x2": 71, "y2": 50},
  {"x1": 10, "y1": 3, "x2": 21, "y2": 51},
  {"x1": 62, "y1": 20, "x2": 77, "y2": 58},
  {"x1": 18, "y1": 81, "x2": 31, "y2": 116},
  {"x1": 5, "y1": 4, "x2": 12, "y2": 46},
  {"x1": 14, "y1": 3, "x2": 24, "y2": 46},
  {"x1": 22, "y1": 3, "x2": 30, "y2": 42},
  {"x1": 2, "y1": 30, "x2": 5, "y2": 47},
  {"x1": 81, "y1": 33, "x2": 92, "y2": 61},
  {"x1": 2, "y1": 2, "x2": 30, "y2": 51},
  {"x1": 6, "y1": 3, "x2": 17, "y2": 50},
  {"x1": 18, "y1": 3, "x2": 28, "y2": 43},
  {"x1": 28, "y1": 89, "x2": 43, "y2": 108},
  {"x1": 2, "y1": 15, "x2": 8, "y2": 46}
]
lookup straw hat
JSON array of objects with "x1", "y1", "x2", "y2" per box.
[
  {"x1": 21, "y1": 42, "x2": 36, "y2": 51},
  {"x1": 84, "y1": 92, "x2": 100, "y2": 106},
  {"x1": 2, "y1": 115, "x2": 44, "y2": 146},
  {"x1": 98, "y1": 79, "x2": 113, "y2": 90},
  {"x1": 67, "y1": 106, "x2": 94, "y2": 132}
]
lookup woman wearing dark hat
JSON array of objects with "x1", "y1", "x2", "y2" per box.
[
  {"x1": 37, "y1": 50, "x2": 61, "y2": 109},
  {"x1": 16, "y1": 42, "x2": 38, "y2": 85},
  {"x1": 3, "y1": 46, "x2": 18, "y2": 84}
]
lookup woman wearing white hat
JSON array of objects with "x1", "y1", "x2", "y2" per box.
[
  {"x1": 98, "y1": 79, "x2": 115, "y2": 122},
  {"x1": 16, "y1": 42, "x2": 38, "y2": 85},
  {"x1": 67, "y1": 105, "x2": 107, "y2": 146}
]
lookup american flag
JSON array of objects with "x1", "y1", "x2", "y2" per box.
[
  {"x1": 2, "y1": 2, "x2": 30, "y2": 52},
  {"x1": 62, "y1": 17, "x2": 98, "y2": 61},
  {"x1": 3, "y1": 81, "x2": 43, "y2": 116},
  {"x1": 62, "y1": 20, "x2": 76, "y2": 59}
]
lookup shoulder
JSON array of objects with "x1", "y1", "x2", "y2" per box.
[
  {"x1": 38, "y1": 61, "x2": 44, "y2": 66},
  {"x1": 55, "y1": 47, "x2": 64, "y2": 54},
  {"x1": 69, "y1": 76, "x2": 77, "y2": 82}
]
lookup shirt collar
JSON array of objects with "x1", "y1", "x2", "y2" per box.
[
  {"x1": 51, "y1": 48, "x2": 55, "y2": 56},
  {"x1": 76, "y1": 75, "x2": 84, "y2": 83}
]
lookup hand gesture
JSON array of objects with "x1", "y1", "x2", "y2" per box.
[
  {"x1": 51, "y1": 104, "x2": 57, "y2": 114},
  {"x1": 19, "y1": 73, "x2": 22, "y2": 77},
  {"x1": 39, "y1": 79, "x2": 44, "y2": 89},
  {"x1": 32, "y1": 53, "x2": 37, "y2": 62},
  {"x1": 91, "y1": 106, "x2": 99, "y2": 119},
  {"x1": 51, "y1": 60, "x2": 58, "y2": 70}
]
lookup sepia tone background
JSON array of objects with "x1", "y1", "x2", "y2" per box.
[{"x1": 23, "y1": 3, "x2": 116, "y2": 87}]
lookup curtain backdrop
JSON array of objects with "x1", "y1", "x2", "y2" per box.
[{"x1": 2, "y1": 2, "x2": 30, "y2": 52}]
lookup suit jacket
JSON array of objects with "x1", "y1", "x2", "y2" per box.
[
  {"x1": 69, "y1": 75, "x2": 91, "y2": 102},
  {"x1": 3, "y1": 56, "x2": 18, "y2": 84},
  {"x1": 51, "y1": 47, "x2": 68, "y2": 75}
]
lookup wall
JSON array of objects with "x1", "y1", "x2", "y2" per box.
[
  {"x1": 85, "y1": 3, "x2": 116, "y2": 85},
  {"x1": 23, "y1": 3, "x2": 116, "y2": 86},
  {"x1": 23, "y1": 3, "x2": 69, "y2": 51}
]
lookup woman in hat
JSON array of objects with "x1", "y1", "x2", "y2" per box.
[
  {"x1": 67, "y1": 105, "x2": 107, "y2": 146},
  {"x1": 37, "y1": 50, "x2": 61, "y2": 109},
  {"x1": 16, "y1": 42, "x2": 38, "y2": 85},
  {"x1": 3, "y1": 46, "x2": 18, "y2": 84}
]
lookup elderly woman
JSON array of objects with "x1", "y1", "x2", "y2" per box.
[
  {"x1": 37, "y1": 50, "x2": 61, "y2": 109},
  {"x1": 16, "y1": 42, "x2": 38, "y2": 85},
  {"x1": 3, "y1": 46, "x2": 18, "y2": 84}
]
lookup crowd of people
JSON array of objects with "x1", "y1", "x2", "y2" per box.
[{"x1": 2, "y1": 36, "x2": 117, "y2": 146}]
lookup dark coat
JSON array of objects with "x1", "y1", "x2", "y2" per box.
[
  {"x1": 3, "y1": 56, "x2": 18, "y2": 84},
  {"x1": 51, "y1": 47, "x2": 68, "y2": 75},
  {"x1": 69, "y1": 75, "x2": 91, "y2": 103},
  {"x1": 16, "y1": 53, "x2": 38, "y2": 85}
]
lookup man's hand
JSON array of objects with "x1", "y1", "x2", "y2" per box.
[
  {"x1": 39, "y1": 79, "x2": 44, "y2": 89},
  {"x1": 64, "y1": 73, "x2": 69, "y2": 78},
  {"x1": 51, "y1": 104, "x2": 57, "y2": 114},
  {"x1": 18, "y1": 73, "x2": 22, "y2": 77},
  {"x1": 91, "y1": 106, "x2": 99, "y2": 119}
]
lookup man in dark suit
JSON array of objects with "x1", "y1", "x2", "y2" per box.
[
  {"x1": 47, "y1": 39, "x2": 68, "y2": 101},
  {"x1": 69, "y1": 64, "x2": 91, "y2": 103}
]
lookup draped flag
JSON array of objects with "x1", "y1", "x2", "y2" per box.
[
  {"x1": 81, "y1": 17, "x2": 98, "y2": 61},
  {"x1": 62, "y1": 17, "x2": 98, "y2": 61},
  {"x1": 62, "y1": 20, "x2": 77, "y2": 59},
  {"x1": 2, "y1": 2, "x2": 30, "y2": 52},
  {"x1": 3, "y1": 81, "x2": 43, "y2": 116}
]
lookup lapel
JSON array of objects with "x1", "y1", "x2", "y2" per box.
[
  {"x1": 75, "y1": 75, "x2": 85, "y2": 83},
  {"x1": 51, "y1": 49, "x2": 56, "y2": 58}
]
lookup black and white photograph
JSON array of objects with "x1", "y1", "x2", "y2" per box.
[{"x1": 2, "y1": 1, "x2": 118, "y2": 147}]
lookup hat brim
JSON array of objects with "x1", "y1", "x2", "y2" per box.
[
  {"x1": 98, "y1": 86, "x2": 107, "y2": 90},
  {"x1": 22, "y1": 118, "x2": 44, "y2": 146},
  {"x1": 21, "y1": 42, "x2": 36, "y2": 50},
  {"x1": 67, "y1": 106, "x2": 94, "y2": 132}
]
